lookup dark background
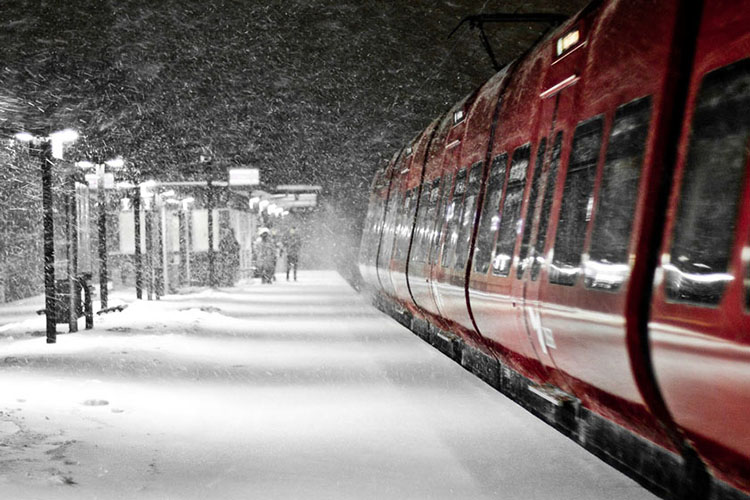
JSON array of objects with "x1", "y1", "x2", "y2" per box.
[{"x1": 0, "y1": 0, "x2": 588, "y2": 279}]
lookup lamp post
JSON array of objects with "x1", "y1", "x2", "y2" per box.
[
  {"x1": 157, "y1": 189, "x2": 175, "y2": 297},
  {"x1": 77, "y1": 157, "x2": 124, "y2": 310},
  {"x1": 179, "y1": 197, "x2": 194, "y2": 287},
  {"x1": 16, "y1": 129, "x2": 79, "y2": 343}
]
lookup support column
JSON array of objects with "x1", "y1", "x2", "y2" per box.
[
  {"x1": 133, "y1": 188, "x2": 143, "y2": 299},
  {"x1": 145, "y1": 207, "x2": 153, "y2": 300},
  {"x1": 67, "y1": 173, "x2": 78, "y2": 333},
  {"x1": 97, "y1": 164, "x2": 108, "y2": 310},
  {"x1": 207, "y1": 181, "x2": 215, "y2": 287},
  {"x1": 40, "y1": 142, "x2": 56, "y2": 344}
]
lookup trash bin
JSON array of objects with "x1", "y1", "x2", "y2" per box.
[{"x1": 53, "y1": 278, "x2": 83, "y2": 324}]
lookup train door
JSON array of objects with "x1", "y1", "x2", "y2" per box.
[
  {"x1": 520, "y1": 22, "x2": 588, "y2": 389},
  {"x1": 649, "y1": 3, "x2": 750, "y2": 490}
]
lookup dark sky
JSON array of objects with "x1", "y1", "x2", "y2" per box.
[{"x1": 1, "y1": 0, "x2": 587, "y2": 197}]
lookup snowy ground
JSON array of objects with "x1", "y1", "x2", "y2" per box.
[{"x1": 0, "y1": 271, "x2": 656, "y2": 499}]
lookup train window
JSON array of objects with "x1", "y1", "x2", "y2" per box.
[
  {"x1": 585, "y1": 96, "x2": 652, "y2": 291},
  {"x1": 516, "y1": 139, "x2": 547, "y2": 279},
  {"x1": 492, "y1": 144, "x2": 531, "y2": 276},
  {"x1": 454, "y1": 162, "x2": 484, "y2": 270},
  {"x1": 531, "y1": 133, "x2": 563, "y2": 281},
  {"x1": 666, "y1": 59, "x2": 750, "y2": 306},
  {"x1": 550, "y1": 117, "x2": 604, "y2": 286},
  {"x1": 395, "y1": 189, "x2": 416, "y2": 262},
  {"x1": 387, "y1": 187, "x2": 409, "y2": 263},
  {"x1": 410, "y1": 183, "x2": 432, "y2": 264},
  {"x1": 377, "y1": 176, "x2": 403, "y2": 271},
  {"x1": 417, "y1": 178, "x2": 442, "y2": 264},
  {"x1": 430, "y1": 173, "x2": 453, "y2": 266},
  {"x1": 442, "y1": 168, "x2": 467, "y2": 268},
  {"x1": 473, "y1": 153, "x2": 508, "y2": 274}
]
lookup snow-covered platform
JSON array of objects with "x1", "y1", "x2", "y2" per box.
[{"x1": 0, "y1": 271, "x2": 655, "y2": 499}]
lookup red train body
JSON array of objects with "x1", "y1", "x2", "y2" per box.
[{"x1": 358, "y1": 0, "x2": 750, "y2": 497}]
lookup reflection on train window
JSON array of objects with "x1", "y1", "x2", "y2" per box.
[
  {"x1": 517, "y1": 139, "x2": 547, "y2": 279},
  {"x1": 410, "y1": 181, "x2": 433, "y2": 264},
  {"x1": 473, "y1": 153, "x2": 508, "y2": 274},
  {"x1": 745, "y1": 245, "x2": 750, "y2": 312},
  {"x1": 388, "y1": 187, "x2": 408, "y2": 263},
  {"x1": 419, "y1": 178, "x2": 442, "y2": 263},
  {"x1": 442, "y1": 168, "x2": 467, "y2": 268},
  {"x1": 431, "y1": 173, "x2": 453, "y2": 266},
  {"x1": 454, "y1": 162, "x2": 484, "y2": 270},
  {"x1": 550, "y1": 116, "x2": 603, "y2": 286},
  {"x1": 395, "y1": 188, "x2": 416, "y2": 262},
  {"x1": 493, "y1": 144, "x2": 531, "y2": 276},
  {"x1": 666, "y1": 59, "x2": 750, "y2": 306},
  {"x1": 532, "y1": 132, "x2": 563, "y2": 281},
  {"x1": 585, "y1": 96, "x2": 652, "y2": 291},
  {"x1": 378, "y1": 175, "x2": 403, "y2": 271}
]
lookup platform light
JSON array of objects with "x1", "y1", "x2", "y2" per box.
[
  {"x1": 105, "y1": 157, "x2": 124, "y2": 169},
  {"x1": 14, "y1": 132, "x2": 34, "y2": 142},
  {"x1": 76, "y1": 160, "x2": 95, "y2": 169},
  {"x1": 49, "y1": 129, "x2": 79, "y2": 159}
]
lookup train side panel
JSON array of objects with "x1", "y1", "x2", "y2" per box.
[{"x1": 650, "y1": 0, "x2": 750, "y2": 491}]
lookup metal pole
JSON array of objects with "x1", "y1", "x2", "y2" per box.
[
  {"x1": 96, "y1": 164, "x2": 108, "y2": 310},
  {"x1": 145, "y1": 205, "x2": 153, "y2": 300},
  {"x1": 67, "y1": 173, "x2": 78, "y2": 333},
  {"x1": 178, "y1": 209, "x2": 187, "y2": 285},
  {"x1": 207, "y1": 180, "x2": 215, "y2": 287},
  {"x1": 133, "y1": 188, "x2": 143, "y2": 299},
  {"x1": 161, "y1": 200, "x2": 169, "y2": 295},
  {"x1": 154, "y1": 197, "x2": 164, "y2": 299},
  {"x1": 40, "y1": 141, "x2": 56, "y2": 344},
  {"x1": 186, "y1": 207, "x2": 192, "y2": 285}
]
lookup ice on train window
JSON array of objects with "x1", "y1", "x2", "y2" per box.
[
  {"x1": 585, "y1": 96, "x2": 652, "y2": 291},
  {"x1": 473, "y1": 153, "x2": 508, "y2": 274},
  {"x1": 550, "y1": 116, "x2": 603, "y2": 286},
  {"x1": 516, "y1": 138, "x2": 546, "y2": 279},
  {"x1": 431, "y1": 173, "x2": 453, "y2": 266},
  {"x1": 492, "y1": 144, "x2": 531, "y2": 277},
  {"x1": 666, "y1": 58, "x2": 750, "y2": 306},
  {"x1": 454, "y1": 161, "x2": 484, "y2": 270},
  {"x1": 531, "y1": 132, "x2": 563, "y2": 281},
  {"x1": 442, "y1": 168, "x2": 467, "y2": 268},
  {"x1": 410, "y1": 180, "x2": 434, "y2": 264}
]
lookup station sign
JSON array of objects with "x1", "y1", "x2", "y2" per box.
[{"x1": 229, "y1": 168, "x2": 260, "y2": 186}]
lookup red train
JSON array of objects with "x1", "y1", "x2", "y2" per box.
[{"x1": 358, "y1": 0, "x2": 750, "y2": 497}]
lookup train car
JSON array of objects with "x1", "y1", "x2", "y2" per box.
[{"x1": 358, "y1": 0, "x2": 750, "y2": 498}]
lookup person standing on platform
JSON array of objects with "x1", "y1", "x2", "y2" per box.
[
  {"x1": 218, "y1": 228, "x2": 240, "y2": 286},
  {"x1": 284, "y1": 226, "x2": 301, "y2": 281},
  {"x1": 257, "y1": 228, "x2": 276, "y2": 284}
]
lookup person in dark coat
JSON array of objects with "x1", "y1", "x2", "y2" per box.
[
  {"x1": 257, "y1": 228, "x2": 276, "y2": 284},
  {"x1": 218, "y1": 228, "x2": 240, "y2": 286},
  {"x1": 284, "y1": 226, "x2": 301, "y2": 281}
]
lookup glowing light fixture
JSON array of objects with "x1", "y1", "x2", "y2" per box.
[
  {"x1": 556, "y1": 29, "x2": 581, "y2": 56},
  {"x1": 14, "y1": 132, "x2": 34, "y2": 142},
  {"x1": 105, "y1": 157, "x2": 125, "y2": 169}
]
